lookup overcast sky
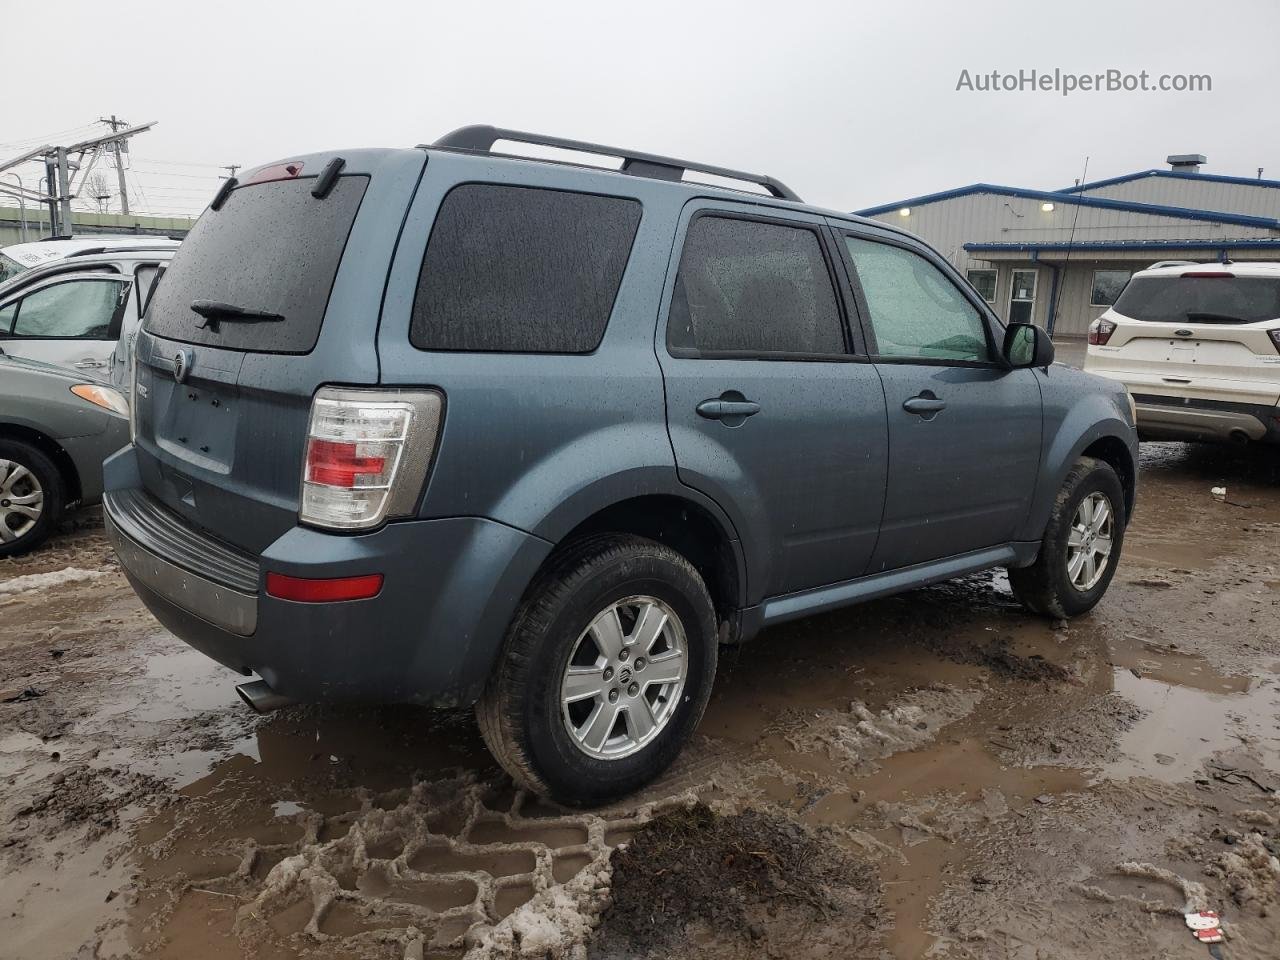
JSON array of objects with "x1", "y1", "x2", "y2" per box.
[{"x1": 3, "y1": 0, "x2": 1278, "y2": 219}]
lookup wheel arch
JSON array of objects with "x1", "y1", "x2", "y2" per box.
[
  {"x1": 549, "y1": 493, "x2": 745, "y2": 641},
  {"x1": 1081, "y1": 434, "x2": 1136, "y2": 521},
  {"x1": 0, "y1": 423, "x2": 82, "y2": 506}
]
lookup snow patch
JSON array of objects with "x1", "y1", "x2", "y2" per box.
[{"x1": 0, "y1": 567, "x2": 105, "y2": 597}]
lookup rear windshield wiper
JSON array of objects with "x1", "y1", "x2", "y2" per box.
[
  {"x1": 1184, "y1": 311, "x2": 1245, "y2": 324},
  {"x1": 191, "y1": 299, "x2": 285, "y2": 331}
]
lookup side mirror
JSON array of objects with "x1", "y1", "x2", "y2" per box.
[{"x1": 1003, "y1": 322, "x2": 1054, "y2": 369}]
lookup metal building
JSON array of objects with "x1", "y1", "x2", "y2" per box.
[{"x1": 855, "y1": 155, "x2": 1280, "y2": 337}]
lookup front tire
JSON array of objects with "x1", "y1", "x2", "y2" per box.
[
  {"x1": 1008, "y1": 456, "x2": 1126, "y2": 619},
  {"x1": 476, "y1": 534, "x2": 718, "y2": 805},
  {"x1": 0, "y1": 441, "x2": 64, "y2": 558}
]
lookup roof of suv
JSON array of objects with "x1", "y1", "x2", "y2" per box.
[
  {"x1": 0, "y1": 246, "x2": 176, "y2": 297},
  {"x1": 2, "y1": 235, "x2": 180, "y2": 269},
  {"x1": 1134, "y1": 261, "x2": 1280, "y2": 280},
  {"x1": 421, "y1": 124, "x2": 893, "y2": 236}
]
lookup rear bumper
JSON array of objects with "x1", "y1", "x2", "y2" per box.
[
  {"x1": 103, "y1": 446, "x2": 552, "y2": 706},
  {"x1": 1130, "y1": 394, "x2": 1280, "y2": 445}
]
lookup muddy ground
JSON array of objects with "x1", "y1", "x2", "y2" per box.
[{"x1": 2, "y1": 437, "x2": 1278, "y2": 960}]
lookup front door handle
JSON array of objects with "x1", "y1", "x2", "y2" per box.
[
  {"x1": 903, "y1": 393, "x2": 946, "y2": 417},
  {"x1": 697, "y1": 397, "x2": 761, "y2": 421}
]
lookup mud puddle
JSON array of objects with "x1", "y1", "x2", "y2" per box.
[{"x1": 4, "y1": 442, "x2": 1280, "y2": 959}]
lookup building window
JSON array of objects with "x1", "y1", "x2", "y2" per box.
[
  {"x1": 966, "y1": 269, "x2": 997, "y2": 303},
  {"x1": 1090, "y1": 269, "x2": 1131, "y2": 307}
]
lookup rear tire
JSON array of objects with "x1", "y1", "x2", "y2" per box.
[
  {"x1": 476, "y1": 534, "x2": 717, "y2": 806},
  {"x1": 1008, "y1": 456, "x2": 1125, "y2": 619},
  {"x1": 0, "y1": 440, "x2": 64, "y2": 558}
]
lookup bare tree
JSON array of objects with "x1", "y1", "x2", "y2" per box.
[{"x1": 84, "y1": 172, "x2": 115, "y2": 213}]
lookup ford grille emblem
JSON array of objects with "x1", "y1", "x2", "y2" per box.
[
  {"x1": 173, "y1": 349, "x2": 191, "y2": 384},
  {"x1": 1174, "y1": 329, "x2": 1193, "y2": 337}
]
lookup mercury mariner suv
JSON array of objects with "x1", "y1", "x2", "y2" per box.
[{"x1": 104, "y1": 126, "x2": 1138, "y2": 804}]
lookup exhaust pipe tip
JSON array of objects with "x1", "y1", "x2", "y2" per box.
[
  {"x1": 236, "y1": 679, "x2": 295, "y2": 714},
  {"x1": 1228, "y1": 429, "x2": 1250, "y2": 445}
]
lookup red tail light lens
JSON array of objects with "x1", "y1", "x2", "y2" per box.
[
  {"x1": 1268, "y1": 329, "x2": 1280, "y2": 354},
  {"x1": 300, "y1": 388, "x2": 444, "y2": 531},
  {"x1": 1088, "y1": 317, "x2": 1117, "y2": 346},
  {"x1": 266, "y1": 572, "x2": 384, "y2": 603},
  {"x1": 306, "y1": 439, "x2": 387, "y2": 488}
]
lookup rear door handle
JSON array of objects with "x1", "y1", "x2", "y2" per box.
[
  {"x1": 903, "y1": 394, "x2": 946, "y2": 416},
  {"x1": 696, "y1": 398, "x2": 761, "y2": 421},
  {"x1": 74, "y1": 358, "x2": 107, "y2": 369}
]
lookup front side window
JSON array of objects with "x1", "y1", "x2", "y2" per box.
[
  {"x1": 9, "y1": 278, "x2": 130, "y2": 339},
  {"x1": 411, "y1": 184, "x2": 641, "y2": 353},
  {"x1": 1090, "y1": 269, "x2": 1131, "y2": 307},
  {"x1": 845, "y1": 237, "x2": 992, "y2": 362},
  {"x1": 668, "y1": 215, "x2": 845, "y2": 357},
  {"x1": 966, "y1": 269, "x2": 997, "y2": 303}
]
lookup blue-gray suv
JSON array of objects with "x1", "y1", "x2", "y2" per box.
[{"x1": 105, "y1": 126, "x2": 1138, "y2": 804}]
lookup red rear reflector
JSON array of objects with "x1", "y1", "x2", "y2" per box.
[
  {"x1": 306, "y1": 439, "x2": 386, "y2": 487},
  {"x1": 243, "y1": 161, "x2": 306, "y2": 185},
  {"x1": 1180, "y1": 271, "x2": 1234, "y2": 278},
  {"x1": 266, "y1": 572, "x2": 384, "y2": 603}
]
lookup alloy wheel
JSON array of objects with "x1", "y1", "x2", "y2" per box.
[
  {"x1": 560, "y1": 596, "x2": 688, "y2": 760},
  {"x1": 1066, "y1": 491, "x2": 1114, "y2": 591}
]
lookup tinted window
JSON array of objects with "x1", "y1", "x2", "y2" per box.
[
  {"x1": 411, "y1": 184, "x2": 641, "y2": 353},
  {"x1": 0, "y1": 302, "x2": 14, "y2": 333},
  {"x1": 1090, "y1": 269, "x2": 1131, "y2": 306},
  {"x1": 668, "y1": 216, "x2": 845, "y2": 356},
  {"x1": 966, "y1": 269, "x2": 997, "y2": 302},
  {"x1": 1112, "y1": 275, "x2": 1280, "y2": 324},
  {"x1": 145, "y1": 176, "x2": 368, "y2": 353},
  {"x1": 846, "y1": 238, "x2": 991, "y2": 362},
  {"x1": 11, "y1": 278, "x2": 129, "y2": 339},
  {"x1": 134, "y1": 265, "x2": 161, "y2": 319}
]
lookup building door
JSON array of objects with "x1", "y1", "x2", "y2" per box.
[{"x1": 1007, "y1": 268, "x2": 1038, "y2": 324}]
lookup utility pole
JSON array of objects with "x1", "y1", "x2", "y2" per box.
[{"x1": 99, "y1": 114, "x2": 131, "y2": 215}]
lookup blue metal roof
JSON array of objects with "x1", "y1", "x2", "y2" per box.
[
  {"x1": 854, "y1": 183, "x2": 1280, "y2": 230},
  {"x1": 1058, "y1": 169, "x2": 1280, "y2": 194},
  {"x1": 965, "y1": 238, "x2": 1280, "y2": 253}
]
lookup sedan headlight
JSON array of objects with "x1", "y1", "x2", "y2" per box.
[{"x1": 70, "y1": 384, "x2": 130, "y2": 418}]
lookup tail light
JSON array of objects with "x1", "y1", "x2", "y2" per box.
[
  {"x1": 1088, "y1": 317, "x2": 1117, "y2": 346},
  {"x1": 1180, "y1": 270, "x2": 1234, "y2": 278},
  {"x1": 1269, "y1": 329, "x2": 1280, "y2": 354},
  {"x1": 300, "y1": 387, "x2": 443, "y2": 530}
]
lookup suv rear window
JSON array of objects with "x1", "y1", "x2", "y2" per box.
[
  {"x1": 1112, "y1": 275, "x2": 1280, "y2": 324},
  {"x1": 410, "y1": 184, "x2": 641, "y2": 353},
  {"x1": 144, "y1": 176, "x2": 368, "y2": 353}
]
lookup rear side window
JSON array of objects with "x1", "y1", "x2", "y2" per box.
[
  {"x1": 410, "y1": 184, "x2": 641, "y2": 353},
  {"x1": 144, "y1": 176, "x2": 368, "y2": 353},
  {"x1": 1112, "y1": 275, "x2": 1280, "y2": 324},
  {"x1": 668, "y1": 215, "x2": 845, "y2": 357}
]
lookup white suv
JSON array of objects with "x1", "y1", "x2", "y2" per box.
[{"x1": 1085, "y1": 262, "x2": 1280, "y2": 446}]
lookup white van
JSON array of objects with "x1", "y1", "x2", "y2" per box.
[
  {"x1": 0, "y1": 244, "x2": 176, "y2": 385},
  {"x1": 1085, "y1": 262, "x2": 1280, "y2": 445}
]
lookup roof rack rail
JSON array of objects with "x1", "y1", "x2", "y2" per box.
[
  {"x1": 430, "y1": 125, "x2": 801, "y2": 202},
  {"x1": 64, "y1": 244, "x2": 179, "y2": 259}
]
